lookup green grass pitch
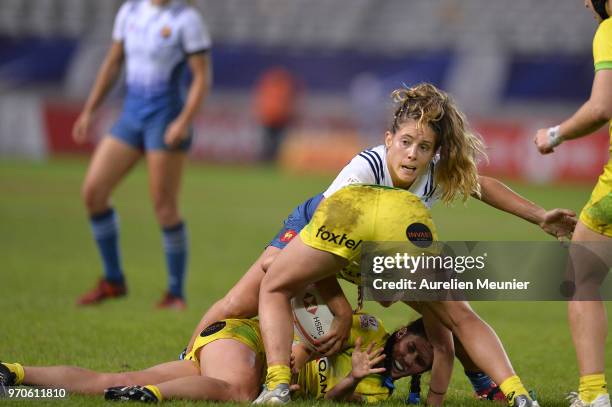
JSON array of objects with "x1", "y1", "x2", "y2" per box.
[{"x1": 0, "y1": 158, "x2": 610, "y2": 406}]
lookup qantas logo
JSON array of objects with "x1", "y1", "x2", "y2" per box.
[
  {"x1": 315, "y1": 226, "x2": 362, "y2": 250},
  {"x1": 318, "y1": 358, "x2": 329, "y2": 395}
]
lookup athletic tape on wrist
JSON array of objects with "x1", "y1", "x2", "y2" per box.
[{"x1": 548, "y1": 125, "x2": 563, "y2": 148}]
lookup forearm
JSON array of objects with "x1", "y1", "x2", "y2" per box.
[
  {"x1": 477, "y1": 176, "x2": 544, "y2": 225},
  {"x1": 426, "y1": 350, "x2": 453, "y2": 406},
  {"x1": 558, "y1": 99, "x2": 610, "y2": 142},
  {"x1": 82, "y1": 52, "x2": 123, "y2": 115},
  {"x1": 314, "y1": 277, "x2": 352, "y2": 318},
  {"x1": 177, "y1": 56, "x2": 210, "y2": 124},
  {"x1": 324, "y1": 375, "x2": 362, "y2": 402},
  {"x1": 422, "y1": 311, "x2": 454, "y2": 406}
]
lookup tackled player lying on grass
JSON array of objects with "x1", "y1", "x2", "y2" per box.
[{"x1": 0, "y1": 314, "x2": 432, "y2": 403}]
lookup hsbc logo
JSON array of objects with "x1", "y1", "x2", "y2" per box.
[
  {"x1": 303, "y1": 293, "x2": 318, "y2": 315},
  {"x1": 315, "y1": 226, "x2": 362, "y2": 250}
]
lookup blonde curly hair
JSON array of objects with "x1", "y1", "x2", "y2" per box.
[{"x1": 390, "y1": 83, "x2": 487, "y2": 204}]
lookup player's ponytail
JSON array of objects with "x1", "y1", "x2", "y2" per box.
[{"x1": 390, "y1": 83, "x2": 487, "y2": 204}]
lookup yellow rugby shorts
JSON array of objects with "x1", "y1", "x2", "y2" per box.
[
  {"x1": 580, "y1": 168, "x2": 612, "y2": 237},
  {"x1": 185, "y1": 319, "x2": 264, "y2": 364}
]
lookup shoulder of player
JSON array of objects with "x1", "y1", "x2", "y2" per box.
[
  {"x1": 117, "y1": 0, "x2": 140, "y2": 17},
  {"x1": 594, "y1": 18, "x2": 612, "y2": 45},
  {"x1": 355, "y1": 146, "x2": 385, "y2": 184},
  {"x1": 169, "y1": 2, "x2": 203, "y2": 22},
  {"x1": 598, "y1": 18, "x2": 612, "y2": 33}
]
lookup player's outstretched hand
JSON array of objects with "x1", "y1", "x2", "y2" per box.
[
  {"x1": 539, "y1": 208, "x2": 577, "y2": 240},
  {"x1": 349, "y1": 337, "x2": 386, "y2": 381},
  {"x1": 164, "y1": 117, "x2": 189, "y2": 148},
  {"x1": 534, "y1": 128, "x2": 556, "y2": 154},
  {"x1": 72, "y1": 112, "x2": 93, "y2": 144},
  {"x1": 314, "y1": 312, "x2": 352, "y2": 357}
]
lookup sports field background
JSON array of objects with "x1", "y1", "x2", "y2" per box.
[{"x1": 1, "y1": 158, "x2": 611, "y2": 406}]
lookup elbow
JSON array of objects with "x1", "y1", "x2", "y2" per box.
[
  {"x1": 589, "y1": 102, "x2": 612, "y2": 123},
  {"x1": 433, "y1": 342, "x2": 455, "y2": 363}
]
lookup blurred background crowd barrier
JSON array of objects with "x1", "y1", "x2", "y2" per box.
[{"x1": 0, "y1": 0, "x2": 608, "y2": 183}]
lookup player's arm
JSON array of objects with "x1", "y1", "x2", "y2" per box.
[
  {"x1": 420, "y1": 308, "x2": 454, "y2": 407},
  {"x1": 72, "y1": 41, "x2": 124, "y2": 143},
  {"x1": 164, "y1": 53, "x2": 211, "y2": 147},
  {"x1": 535, "y1": 68, "x2": 612, "y2": 154},
  {"x1": 81, "y1": 42, "x2": 124, "y2": 115},
  {"x1": 291, "y1": 342, "x2": 314, "y2": 372},
  {"x1": 476, "y1": 175, "x2": 576, "y2": 239},
  {"x1": 324, "y1": 337, "x2": 386, "y2": 402},
  {"x1": 313, "y1": 277, "x2": 353, "y2": 356}
]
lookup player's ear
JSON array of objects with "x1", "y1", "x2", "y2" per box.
[{"x1": 385, "y1": 131, "x2": 393, "y2": 149}]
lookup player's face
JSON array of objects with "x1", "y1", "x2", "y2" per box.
[
  {"x1": 385, "y1": 119, "x2": 437, "y2": 190},
  {"x1": 390, "y1": 332, "x2": 434, "y2": 379}
]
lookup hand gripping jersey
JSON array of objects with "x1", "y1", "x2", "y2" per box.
[
  {"x1": 296, "y1": 314, "x2": 391, "y2": 403},
  {"x1": 581, "y1": 18, "x2": 612, "y2": 237},
  {"x1": 323, "y1": 145, "x2": 441, "y2": 209},
  {"x1": 113, "y1": 0, "x2": 211, "y2": 100}
]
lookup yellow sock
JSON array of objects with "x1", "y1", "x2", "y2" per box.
[
  {"x1": 2, "y1": 362, "x2": 24, "y2": 385},
  {"x1": 579, "y1": 374, "x2": 608, "y2": 403},
  {"x1": 265, "y1": 365, "x2": 291, "y2": 389},
  {"x1": 144, "y1": 385, "x2": 163, "y2": 402},
  {"x1": 499, "y1": 375, "x2": 530, "y2": 406}
]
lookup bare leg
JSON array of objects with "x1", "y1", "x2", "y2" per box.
[
  {"x1": 423, "y1": 300, "x2": 515, "y2": 386},
  {"x1": 157, "y1": 339, "x2": 263, "y2": 402},
  {"x1": 81, "y1": 137, "x2": 141, "y2": 215},
  {"x1": 259, "y1": 237, "x2": 346, "y2": 367},
  {"x1": 568, "y1": 221, "x2": 611, "y2": 376},
  {"x1": 146, "y1": 150, "x2": 186, "y2": 228},
  {"x1": 22, "y1": 360, "x2": 199, "y2": 394},
  {"x1": 146, "y1": 150, "x2": 189, "y2": 302},
  {"x1": 186, "y1": 246, "x2": 281, "y2": 351}
]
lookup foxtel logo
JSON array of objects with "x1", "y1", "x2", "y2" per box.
[{"x1": 315, "y1": 226, "x2": 362, "y2": 250}]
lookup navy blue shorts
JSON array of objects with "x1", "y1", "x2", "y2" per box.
[
  {"x1": 110, "y1": 94, "x2": 193, "y2": 152},
  {"x1": 269, "y1": 193, "x2": 324, "y2": 249}
]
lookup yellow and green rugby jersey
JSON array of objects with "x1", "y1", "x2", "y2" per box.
[
  {"x1": 593, "y1": 16, "x2": 612, "y2": 155},
  {"x1": 580, "y1": 17, "x2": 612, "y2": 236},
  {"x1": 295, "y1": 314, "x2": 391, "y2": 403}
]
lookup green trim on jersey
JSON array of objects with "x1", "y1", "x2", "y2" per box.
[
  {"x1": 595, "y1": 61, "x2": 612, "y2": 71},
  {"x1": 595, "y1": 61, "x2": 612, "y2": 72}
]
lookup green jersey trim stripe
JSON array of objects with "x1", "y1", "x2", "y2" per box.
[{"x1": 595, "y1": 61, "x2": 612, "y2": 71}]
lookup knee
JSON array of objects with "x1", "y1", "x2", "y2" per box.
[
  {"x1": 443, "y1": 303, "x2": 480, "y2": 330},
  {"x1": 260, "y1": 273, "x2": 292, "y2": 298},
  {"x1": 152, "y1": 197, "x2": 179, "y2": 225},
  {"x1": 260, "y1": 252, "x2": 279, "y2": 272},
  {"x1": 81, "y1": 181, "x2": 108, "y2": 214},
  {"x1": 220, "y1": 293, "x2": 258, "y2": 319},
  {"x1": 233, "y1": 385, "x2": 259, "y2": 402},
  {"x1": 93, "y1": 372, "x2": 133, "y2": 390}
]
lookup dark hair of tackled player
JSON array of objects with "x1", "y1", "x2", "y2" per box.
[{"x1": 384, "y1": 318, "x2": 434, "y2": 379}]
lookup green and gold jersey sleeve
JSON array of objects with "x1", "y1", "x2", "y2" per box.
[{"x1": 594, "y1": 18, "x2": 612, "y2": 71}]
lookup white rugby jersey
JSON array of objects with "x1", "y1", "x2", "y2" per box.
[
  {"x1": 112, "y1": 0, "x2": 211, "y2": 98},
  {"x1": 322, "y1": 145, "x2": 441, "y2": 208}
]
